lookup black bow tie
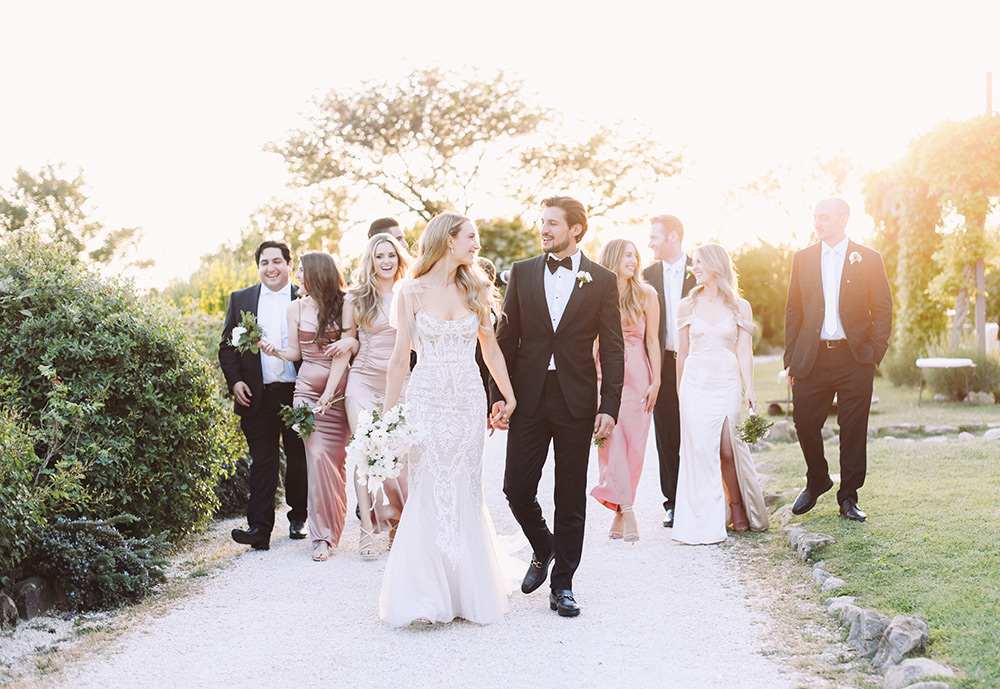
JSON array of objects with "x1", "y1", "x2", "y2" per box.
[{"x1": 547, "y1": 255, "x2": 572, "y2": 274}]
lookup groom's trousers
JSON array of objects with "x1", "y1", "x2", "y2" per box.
[
  {"x1": 504, "y1": 372, "x2": 592, "y2": 592},
  {"x1": 791, "y1": 346, "x2": 875, "y2": 505}
]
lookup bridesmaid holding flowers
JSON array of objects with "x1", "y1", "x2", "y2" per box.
[
  {"x1": 590, "y1": 239, "x2": 660, "y2": 543},
  {"x1": 261, "y1": 252, "x2": 351, "y2": 562}
]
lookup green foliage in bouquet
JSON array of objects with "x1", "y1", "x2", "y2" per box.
[
  {"x1": 230, "y1": 311, "x2": 264, "y2": 355},
  {"x1": 0, "y1": 231, "x2": 244, "y2": 540},
  {"x1": 279, "y1": 404, "x2": 316, "y2": 439},
  {"x1": 737, "y1": 414, "x2": 774, "y2": 445},
  {"x1": 24, "y1": 515, "x2": 170, "y2": 612}
]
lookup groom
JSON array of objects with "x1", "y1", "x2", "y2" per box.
[
  {"x1": 219, "y1": 240, "x2": 309, "y2": 550},
  {"x1": 784, "y1": 198, "x2": 892, "y2": 522},
  {"x1": 494, "y1": 196, "x2": 624, "y2": 617}
]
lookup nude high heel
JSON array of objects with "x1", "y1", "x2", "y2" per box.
[
  {"x1": 621, "y1": 505, "x2": 639, "y2": 543},
  {"x1": 730, "y1": 501, "x2": 750, "y2": 532}
]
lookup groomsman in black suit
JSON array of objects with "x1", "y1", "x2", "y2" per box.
[
  {"x1": 219, "y1": 240, "x2": 309, "y2": 549},
  {"x1": 784, "y1": 198, "x2": 892, "y2": 522},
  {"x1": 643, "y1": 215, "x2": 696, "y2": 528},
  {"x1": 494, "y1": 196, "x2": 624, "y2": 617}
]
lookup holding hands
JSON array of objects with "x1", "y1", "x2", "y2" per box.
[{"x1": 488, "y1": 398, "x2": 516, "y2": 434}]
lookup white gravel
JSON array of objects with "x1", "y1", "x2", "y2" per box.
[{"x1": 52, "y1": 433, "x2": 811, "y2": 689}]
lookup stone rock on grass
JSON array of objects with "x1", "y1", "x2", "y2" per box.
[
  {"x1": 873, "y1": 615, "x2": 929, "y2": 672},
  {"x1": 847, "y1": 608, "x2": 889, "y2": 658},
  {"x1": 879, "y1": 423, "x2": 920, "y2": 436},
  {"x1": 898, "y1": 683, "x2": 951, "y2": 689},
  {"x1": 967, "y1": 391, "x2": 995, "y2": 404},
  {"x1": 984, "y1": 428, "x2": 1000, "y2": 442},
  {"x1": 783, "y1": 525, "x2": 804, "y2": 547},
  {"x1": 772, "y1": 503, "x2": 795, "y2": 526},
  {"x1": 957, "y1": 432, "x2": 974, "y2": 441},
  {"x1": 0, "y1": 592, "x2": 17, "y2": 629},
  {"x1": 821, "y1": 576, "x2": 846, "y2": 594},
  {"x1": 812, "y1": 566, "x2": 831, "y2": 586},
  {"x1": 822, "y1": 425, "x2": 836, "y2": 440},
  {"x1": 825, "y1": 595, "x2": 856, "y2": 615},
  {"x1": 764, "y1": 491, "x2": 780, "y2": 508},
  {"x1": 13, "y1": 576, "x2": 52, "y2": 620},
  {"x1": 922, "y1": 436, "x2": 947, "y2": 442},
  {"x1": 796, "y1": 532, "x2": 835, "y2": 561},
  {"x1": 882, "y1": 658, "x2": 954, "y2": 689},
  {"x1": 924, "y1": 424, "x2": 959, "y2": 434},
  {"x1": 768, "y1": 420, "x2": 795, "y2": 442}
]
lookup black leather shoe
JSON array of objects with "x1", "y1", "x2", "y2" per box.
[
  {"x1": 663, "y1": 506, "x2": 675, "y2": 528},
  {"x1": 289, "y1": 520, "x2": 307, "y2": 539},
  {"x1": 231, "y1": 527, "x2": 270, "y2": 550},
  {"x1": 791, "y1": 479, "x2": 834, "y2": 515},
  {"x1": 521, "y1": 551, "x2": 554, "y2": 594},
  {"x1": 549, "y1": 589, "x2": 581, "y2": 617},
  {"x1": 839, "y1": 500, "x2": 867, "y2": 522}
]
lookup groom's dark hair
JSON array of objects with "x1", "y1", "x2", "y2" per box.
[
  {"x1": 542, "y1": 196, "x2": 588, "y2": 240},
  {"x1": 255, "y1": 240, "x2": 292, "y2": 265}
]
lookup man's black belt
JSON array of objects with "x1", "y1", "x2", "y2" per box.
[
  {"x1": 263, "y1": 382, "x2": 295, "y2": 390},
  {"x1": 820, "y1": 339, "x2": 848, "y2": 349}
]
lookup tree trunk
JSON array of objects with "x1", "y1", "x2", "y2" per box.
[{"x1": 975, "y1": 258, "x2": 986, "y2": 353}]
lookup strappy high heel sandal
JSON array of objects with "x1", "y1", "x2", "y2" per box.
[
  {"x1": 730, "y1": 501, "x2": 750, "y2": 532},
  {"x1": 387, "y1": 523, "x2": 398, "y2": 551},
  {"x1": 609, "y1": 509, "x2": 624, "y2": 539},
  {"x1": 621, "y1": 505, "x2": 639, "y2": 543},
  {"x1": 359, "y1": 526, "x2": 377, "y2": 561},
  {"x1": 312, "y1": 542, "x2": 330, "y2": 562}
]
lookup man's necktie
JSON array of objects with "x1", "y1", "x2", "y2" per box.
[
  {"x1": 823, "y1": 249, "x2": 839, "y2": 337},
  {"x1": 547, "y1": 255, "x2": 572, "y2": 273}
]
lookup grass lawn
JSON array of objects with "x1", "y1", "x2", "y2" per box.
[{"x1": 752, "y1": 358, "x2": 1000, "y2": 689}]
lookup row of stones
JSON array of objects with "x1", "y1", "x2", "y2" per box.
[
  {"x1": 778, "y1": 517, "x2": 955, "y2": 689},
  {"x1": 757, "y1": 420, "x2": 1000, "y2": 446},
  {"x1": 1, "y1": 577, "x2": 55, "y2": 630}
]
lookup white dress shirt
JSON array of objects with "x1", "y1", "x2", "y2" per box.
[
  {"x1": 257, "y1": 282, "x2": 296, "y2": 383},
  {"x1": 661, "y1": 256, "x2": 686, "y2": 351},
  {"x1": 543, "y1": 250, "x2": 581, "y2": 370},
  {"x1": 820, "y1": 236, "x2": 849, "y2": 340}
]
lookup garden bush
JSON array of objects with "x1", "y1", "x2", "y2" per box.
[
  {"x1": 0, "y1": 407, "x2": 46, "y2": 590},
  {"x1": 24, "y1": 516, "x2": 169, "y2": 612},
  {"x1": 924, "y1": 344, "x2": 1000, "y2": 400},
  {"x1": 0, "y1": 231, "x2": 244, "y2": 539},
  {"x1": 881, "y1": 341, "x2": 923, "y2": 388}
]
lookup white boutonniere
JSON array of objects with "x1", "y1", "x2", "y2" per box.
[
  {"x1": 685, "y1": 265, "x2": 694, "y2": 279},
  {"x1": 576, "y1": 271, "x2": 593, "y2": 288},
  {"x1": 849, "y1": 251, "x2": 863, "y2": 265}
]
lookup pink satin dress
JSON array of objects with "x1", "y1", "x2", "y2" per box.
[
  {"x1": 591, "y1": 316, "x2": 653, "y2": 510},
  {"x1": 294, "y1": 305, "x2": 349, "y2": 549}
]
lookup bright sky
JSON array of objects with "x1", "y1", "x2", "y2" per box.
[{"x1": 3, "y1": 1, "x2": 999, "y2": 288}]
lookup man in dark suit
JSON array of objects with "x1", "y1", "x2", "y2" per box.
[
  {"x1": 494, "y1": 196, "x2": 624, "y2": 617},
  {"x1": 784, "y1": 198, "x2": 892, "y2": 522},
  {"x1": 643, "y1": 215, "x2": 696, "y2": 528},
  {"x1": 219, "y1": 240, "x2": 309, "y2": 549}
]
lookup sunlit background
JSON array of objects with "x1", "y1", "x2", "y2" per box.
[{"x1": 3, "y1": 0, "x2": 999, "y2": 288}]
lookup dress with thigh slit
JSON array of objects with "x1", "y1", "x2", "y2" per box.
[{"x1": 672, "y1": 310, "x2": 769, "y2": 545}]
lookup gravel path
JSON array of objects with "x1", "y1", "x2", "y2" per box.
[{"x1": 54, "y1": 433, "x2": 811, "y2": 689}]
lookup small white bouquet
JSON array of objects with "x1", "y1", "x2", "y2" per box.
[{"x1": 348, "y1": 403, "x2": 421, "y2": 505}]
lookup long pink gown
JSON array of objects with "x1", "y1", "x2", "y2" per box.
[
  {"x1": 591, "y1": 317, "x2": 653, "y2": 510},
  {"x1": 344, "y1": 292, "x2": 407, "y2": 532},
  {"x1": 294, "y1": 304, "x2": 349, "y2": 550}
]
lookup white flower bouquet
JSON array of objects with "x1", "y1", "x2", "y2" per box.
[
  {"x1": 230, "y1": 311, "x2": 264, "y2": 354},
  {"x1": 348, "y1": 403, "x2": 421, "y2": 505}
]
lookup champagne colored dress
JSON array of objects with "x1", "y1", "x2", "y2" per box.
[
  {"x1": 672, "y1": 309, "x2": 769, "y2": 545},
  {"x1": 344, "y1": 292, "x2": 407, "y2": 532},
  {"x1": 294, "y1": 303, "x2": 350, "y2": 550},
  {"x1": 380, "y1": 282, "x2": 515, "y2": 626},
  {"x1": 591, "y1": 316, "x2": 653, "y2": 510}
]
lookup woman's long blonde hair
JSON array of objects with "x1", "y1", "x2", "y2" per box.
[
  {"x1": 410, "y1": 212, "x2": 496, "y2": 320},
  {"x1": 349, "y1": 233, "x2": 411, "y2": 330},
  {"x1": 688, "y1": 243, "x2": 740, "y2": 311},
  {"x1": 598, "y1": 239, "x2": 647, "y2": 325}
]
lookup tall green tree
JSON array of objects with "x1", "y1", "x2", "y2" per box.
[
  {"x1": 476, "y1": 217, "x2": 538, "y2": 271},
  {"x1": 0, "y1": 164, "x2": 149, "y2": 268},
  {"x1": 268, "y1": 68, "x2": 549, "y2": 220},
  {"x1": 730, "y1": 241, "x2": 794, "y2": 349}
]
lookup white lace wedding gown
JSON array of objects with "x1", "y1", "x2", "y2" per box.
[{"x1": 379, "y1": 305, "x2": 514, "y2": 626}]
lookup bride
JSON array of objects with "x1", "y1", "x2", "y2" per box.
[
  {"x1": 671, "y1": 243, "x2": 769, "y2": 545},
  {"x1": 379, "y1": 212, "x2": 518, "y2": 626}
]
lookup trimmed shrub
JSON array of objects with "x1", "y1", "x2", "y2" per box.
[
  {"x1": 24, "y1": 516, "x2": 169, "y2": 611},
  {"x1": 0, "y1": 407, "x2": 46, "y2": 590},
  {"x1": 924, "y1": 346, "x2": 1000, "y2": 400},
  {"x1": 882, "y1": 341, "x2": 924, "y2": 388},
  {"x1": 0, "y1": 231, "x2": 243, "y2": 538}
]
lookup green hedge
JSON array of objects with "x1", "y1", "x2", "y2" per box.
[
  {"x1": 0, "y1": 408, "x2": 46, "y2": 590},
  {"x1": 0, "y1": 231, "x2": 243, "y2": 542}
]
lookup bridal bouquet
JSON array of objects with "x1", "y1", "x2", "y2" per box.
[
  {"x1": 737, "y1": 413, "x2": 774, "y2": 445},
  {"x1": 348, "y1": 403, "x2": 421, "y2": 505},
  {"x1": 230, "y1": 311, "x2": 264, "y2": 355}
]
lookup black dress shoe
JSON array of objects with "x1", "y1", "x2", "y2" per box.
[
  {"x1": 791, "y1": 479, "x2": 834, "y2": 515},
  {"x1": 521, "y1": 551, "x2": 554, "y2": 594},
  {"x1": 549, "y1": 589, "x2": 581, "y2": 617},
  {"x1": 663, "y1": 506, "x2": 675, "y2": 528},
  {"x1": 289, "y1": 520, "x2": 307, "y2": 540},
  {"x1": 839, "y1": 500, "x2": 867, "y2": 522},
  {"x1": 231, "y1": 527, "x2": 270, "y2": 550}
]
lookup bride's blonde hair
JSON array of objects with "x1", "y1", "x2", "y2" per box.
[
  {"x1": 410, "y1": 212, "x2": 497, "y2": 321},
  {"x1": 687, "y1": 243, "x2": 740, "y2": 312}
]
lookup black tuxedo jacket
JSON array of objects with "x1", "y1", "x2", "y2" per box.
[
  {"x1": 783, "y1": 241, "x2": 893, "y2": 378},
  {"x1": 495, "y1": 253, "x2": 625, "y2": 421},
  {"x1": 643, "y1": 257, "x2": 696, "y2": 352},
  {"x1": 218, "y1": 283, "x2": 301, "y2": 417}
]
